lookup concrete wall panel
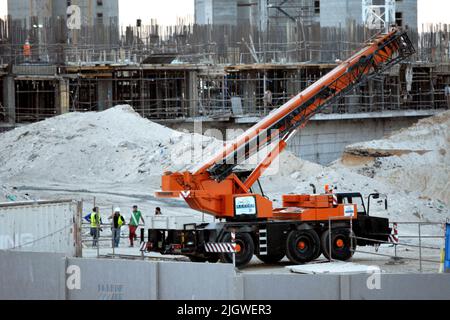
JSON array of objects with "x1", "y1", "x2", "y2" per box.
[
  {"x1": 288, "y1": 117, "x2": 421, "y2": 164},
  {"x1": 349, "y1": 273, "x2": 450, "y2": 300},
  {"x1": 66, "y1": 257, "x2": 158, "y2": 300},
  {"x1": 0, "y1": 251, "x2": 64, "y2": 300},
  {"x1": 158, "y1": 261, "x2": 236, "y2": 300},
  {"x1": 3, "y1": 251, "x2": 450, "y2": 300},
  {"x1": 242, "y1": 274, "x2": 341, "y2": 300}
]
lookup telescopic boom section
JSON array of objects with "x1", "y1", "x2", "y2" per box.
[{"x1": 156, "y1": 28, "x2": 415, "y2": 219}]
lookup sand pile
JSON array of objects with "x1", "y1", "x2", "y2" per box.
[
  {"x1": 339, "y1": 110, "x2": 450, "y2": 206},
  {"x1": 0, "y1": 105, "x2": 221, "y2": 186}
]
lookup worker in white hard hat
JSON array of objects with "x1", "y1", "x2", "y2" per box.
[{"x1": 108, "y1": 207, "x2": 126, "y2": 248}]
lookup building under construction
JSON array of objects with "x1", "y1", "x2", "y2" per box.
[{"x1": 0, "y1": 0, "x2": 449, "y2": 164}]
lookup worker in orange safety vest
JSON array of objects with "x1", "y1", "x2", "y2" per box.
[{"x1": 23, "y1": 39, "x2": 31, "y2": 62}]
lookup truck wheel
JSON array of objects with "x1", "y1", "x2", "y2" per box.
[
  {"x1": 219, "y1": 232, "x2": 254, "y2": 268},
  {"x1": 312, "y1": 246, "x2": 323, "y2": 260},
  {"x1": 321, "y1": 228, "x2": 356, "y2": 261},
  {"x1": 256, "y1": 252, "x2": 285, "y2": 264},
  {"x1": 285, "y1": 229, "x2": 321, "y2": 264}
]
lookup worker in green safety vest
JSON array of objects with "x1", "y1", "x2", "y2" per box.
[
  {"x1": 89, "y1": 207, "x2": 102, "y2": 247},
  {"x1": 129, "y1": 205, "x2": 145, "y2": 247},
  {"x1": 109, "y1": 208, "x2": 126, "y2": 248}
]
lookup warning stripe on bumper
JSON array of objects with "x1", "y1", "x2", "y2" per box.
[{"x1": 205, "y1": 243, "x2": 236, "y2": 253}]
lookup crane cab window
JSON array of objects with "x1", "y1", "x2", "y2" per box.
[{"x1": 337, "y1": 194, "x2": 367, "y2": 215}]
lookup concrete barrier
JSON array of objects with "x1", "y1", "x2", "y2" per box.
[
  {"x1": 158, "y1": 261, "x2": 235, "y2": 300},
  {"x1": 0, "y1": 251, "x2": 65, "y2": 300},
  {"x1": 348, "y1": 273, "x2": 450, "y2": 300},
  {"x1": 2, "y1": 251, "x2": 450, "y2": 300},
  {"x1": 241, "y1": 274, "x2": 341, "y2": 300},
  {"x1": 241, "y1": 272, "x2": 450, "y2": 300},
  {"x1": 66, "y1": 257, "x2": 158, "y2": 300}
]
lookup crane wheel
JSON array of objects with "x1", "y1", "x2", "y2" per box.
[
  {"x1": 312, "y1": 246, "x2": 323, "y2": 261},
  {"x1": 321, "y1": 228, "x2": 356, "y2": 261},
  {"x1": 285, "y1": 229, "x2": 321, "y2": 264},
  {"x1": 256, "y1": 252, "x2": 285, "y2": 264},
  {"x1": 219, "y1": 232, "x2": 254, "y2": 268}
]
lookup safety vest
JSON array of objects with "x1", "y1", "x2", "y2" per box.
[
  {"x1": 23, "y1": 43, "x2": 31, "y2": 57},
  {"x1": 130, "y1": 211, "x2": 141, "y2": 226},
  {"x1": 91, "y1": 212, "x2": 100, "y2": 228},
  {"x1": 118, "y1": 216, "x2": 124, "y2": 228}
]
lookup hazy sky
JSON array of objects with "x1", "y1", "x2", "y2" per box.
[{"x1": 0, "y1": 0, "x2": 450, "y2": 26}]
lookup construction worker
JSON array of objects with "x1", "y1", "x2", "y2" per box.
[
  {"x1": 445, "y1": 84, "x2": 450, "y2": 109},
  {"x1": 89, "y1": 207, "x2": 102, "y2": 247},
  {"x1": 128, "y1": 205, "x2": 145, "y2": 247},
  {"x1": 23, "y1": 39, "x2": 31, "y2": 63},
  {"x1": 109, "y1": 208, "x2": 126, "y2": 248},
  {"x1": 155, "y1": 207, "x2": 162, "y2": 216}
]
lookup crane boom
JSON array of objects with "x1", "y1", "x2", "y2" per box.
[
  {"x1": 156, "y1": 27, "x2": 415, "y2": 220},
  {"x1": 198, "y1": 28, "x2": 415, "y2": 181}
]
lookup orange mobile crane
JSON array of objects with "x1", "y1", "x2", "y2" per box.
[{"x1": 142, "y1": 28, "x2": 415, "y2": 268}]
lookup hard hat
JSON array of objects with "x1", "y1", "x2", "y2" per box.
[{"x1": 114, "y1": 207, "x2": 121, "y2": 213}]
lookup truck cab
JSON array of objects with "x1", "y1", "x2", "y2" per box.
[{"x1": 336, "y1": 192, "x2": 391, "y2": 246}]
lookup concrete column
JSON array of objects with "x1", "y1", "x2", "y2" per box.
[
  {"x1": 243, "y1": 73, "x2": 256, "y2": 114},
  {"x1": 140, "y1": 71, "x2": 146, "y2": 117},
  {"x1": 188, "y1": 71, "x2": 199, "y2": 117},
  {"x1": 3, "y1": 76, "x2": 15, "y2": 124},
  {"x1": 98, "y1": 80, "x2": 113, "y2": 111},
  {"x1": 56, "y1": 78, "x2": 70, "y2": 115}
]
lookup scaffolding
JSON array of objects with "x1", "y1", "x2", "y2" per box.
[{"x1": 0, "y1": 16, "x2": 449, "y2": 124}]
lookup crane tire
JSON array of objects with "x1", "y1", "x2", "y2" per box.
[
  {"x1": 256, "y1": 252, "x2": 285, "y2": 264},
  {"x1": 321, "y1": 228, "x2": 356, "y2": 261},
  {"x1": 285, "y1": 229, "x2": 321, "y2": 264},
  {"x1": 219, "y1": 232, "x2": 254, "y2": 268}
]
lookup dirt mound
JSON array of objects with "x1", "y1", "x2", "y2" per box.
[
  {"x1": 338, "y1": 110, "x2": 450, "y2": 206},
  {"x1": 0, "y1": 105, "x2": 221, "y2": 186}
]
